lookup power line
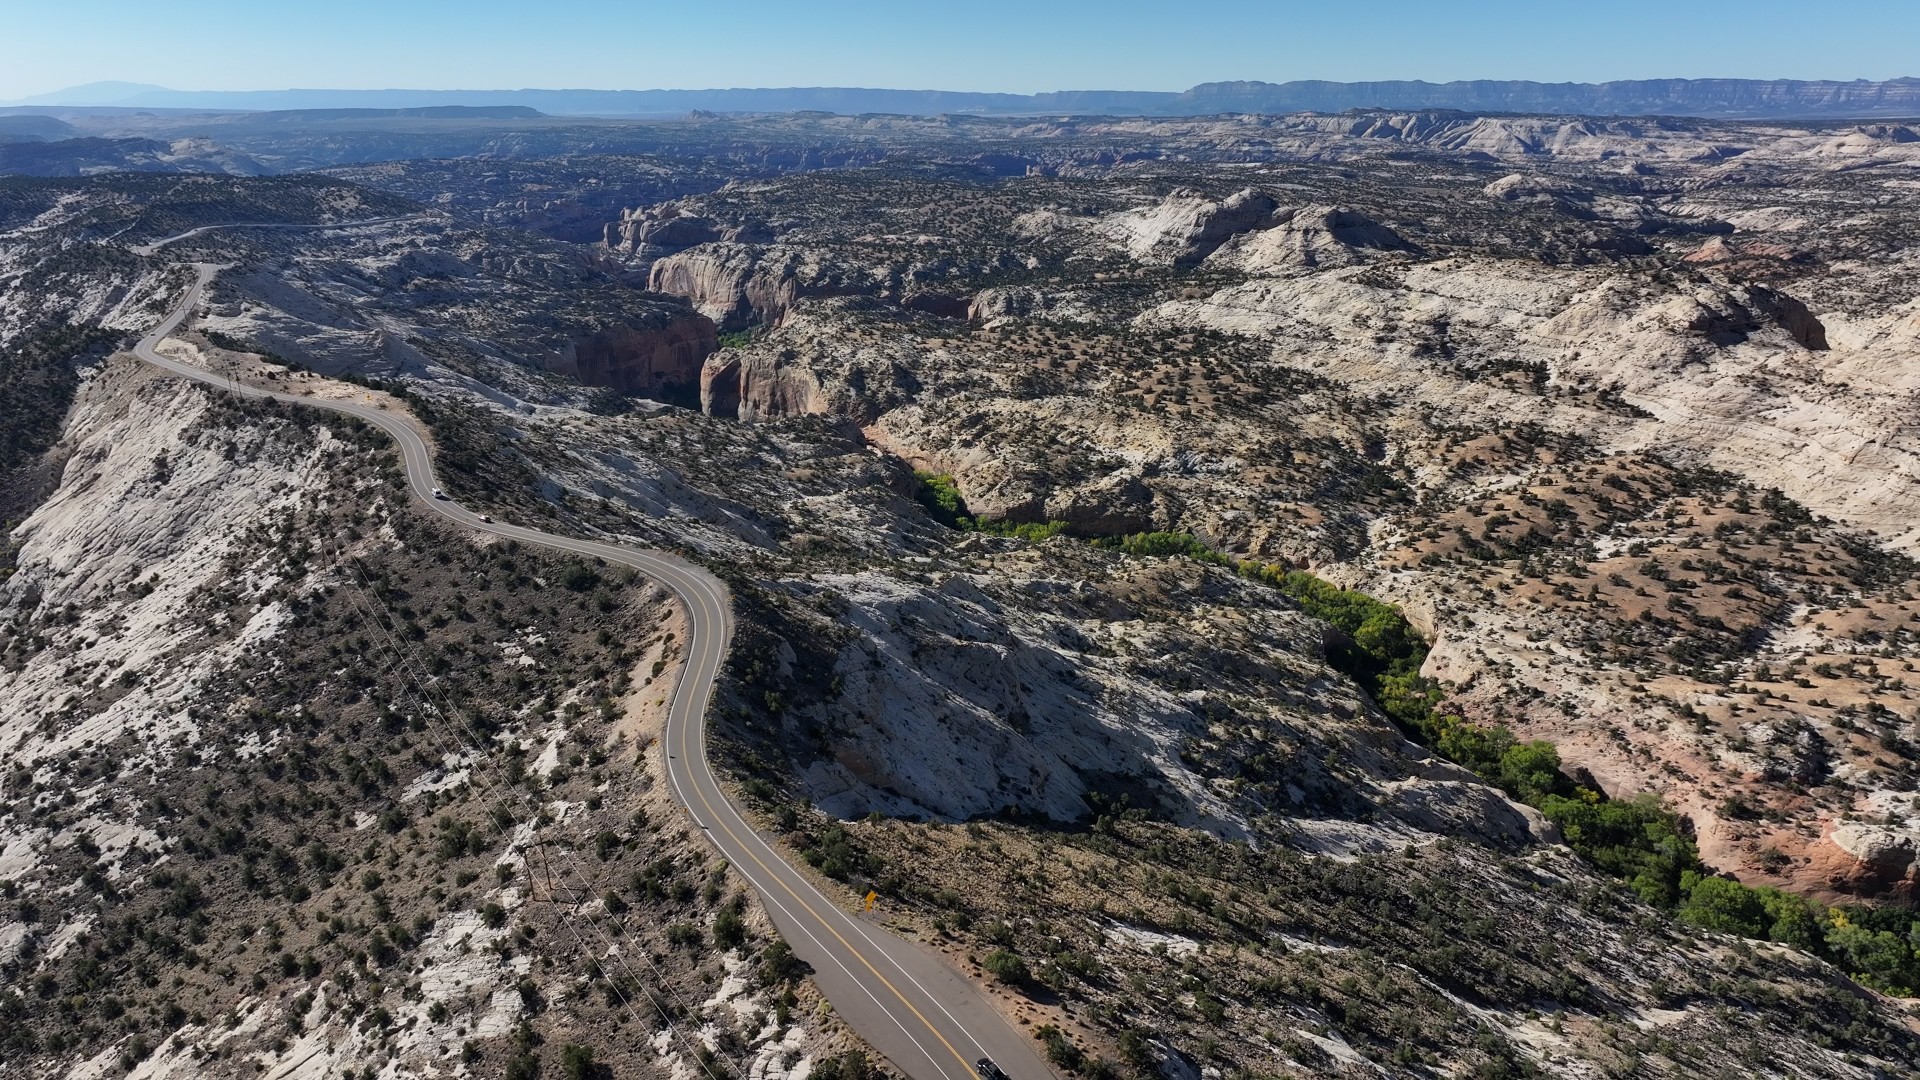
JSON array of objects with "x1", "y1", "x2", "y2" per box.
[{"x1": 312, "y1": 525, "x2": 749, "y2": 1080}]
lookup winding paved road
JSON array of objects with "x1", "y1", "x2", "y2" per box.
[
  {"x1": 127, "y1": 216, "x2": 426, "y2": 257},
  {"x1": 131, "y1": 243, "x2": 1051, "y2": 1080}
]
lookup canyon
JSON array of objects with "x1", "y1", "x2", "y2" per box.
[{"x1": 4, "y1": 105, "x2": 1920, "y2": 1078}]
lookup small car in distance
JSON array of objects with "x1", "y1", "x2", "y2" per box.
[{"x1": 975, "y1": 1059, "x2": 1008, "y2": 1080}]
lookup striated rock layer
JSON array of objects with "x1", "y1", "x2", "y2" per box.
[{"x1": 549, "y1": 313, "x2": 718, "y2": 405}]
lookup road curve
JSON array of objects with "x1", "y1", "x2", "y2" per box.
[
  {"x1": 129, "y1": 215, "x2": 427, "y2": 256},
  {"x1": 133, "y1": 261, "x2": 1053, "y2": 1080}
]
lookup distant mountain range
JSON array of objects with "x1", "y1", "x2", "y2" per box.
[{"x1": 8, "y1": 77, "x2": 1920, "y2": 120}]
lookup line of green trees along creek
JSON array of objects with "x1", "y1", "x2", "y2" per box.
[{"x1": 913, "y1": 472, "x2": 1920, "y2": 995}]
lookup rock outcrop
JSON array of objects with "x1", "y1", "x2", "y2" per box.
[
  {"x1": 1483, "y1": 172, "x2": 1596, "y2": 204},
  {"x1": 605, "y1": 203, "x2": 773, "y2": 261},
  {"x1": 1825, "y1": 821, "x2": 1920, "y2": 897},
  {"x1": 1204, "y1": 205, "x2": 1417, "y2": 273},
  {"x1": 748, "y1": 556, "x2": 1542, "y2": 848},
  {"x1": 698, "y1": 308, "x2": 927, "y2": 424},
  {"x1": 647, "y1": 245, "x2": 879, "y2": 331},
  {"x1": 1095, "y1": 192, "x2": 1416, "y2": 274},
  {"x1": 648, "y1": 243, "x2": 768, "y2": 328},
  {"x1": 1100, "y1": 187, "x2": 1284, "y2": 268},
  {"x1": 648, "y1": 243, "x2": 973, "y2": 332},
  {"x1": 967, "y1": 285, "x2": 1051, "y2": 321},
  {"x1": 700, "y1": 347, "x2": 829, "y2": 422},
  {"x1": 548, "y1": 313, "x2": 718, "y2": 405},
  {"x1": 1682, "y1": 235, "x2": 1817, "y2": 280}
]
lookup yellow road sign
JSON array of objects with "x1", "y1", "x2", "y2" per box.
[{"x1": 864, "y1": 890, "x2": 878, "y2": 912}]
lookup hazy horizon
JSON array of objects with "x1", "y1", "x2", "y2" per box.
[
  {"x1": 4, "y1": 0, "x2": 1917, "y2": 102},
  {"x1": 17, "y1": 72, "x2": 1920, "y2": 104}
]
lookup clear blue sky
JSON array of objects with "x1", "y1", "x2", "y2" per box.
[{"x1": 3, "y1": 0, "x2": 1915, "y2": 100}]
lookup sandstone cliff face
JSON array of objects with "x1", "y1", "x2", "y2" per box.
[
  {"x1": 647, "y1": 242, "x2": 969, "y2": 333},
  {"x1": 699, "y1": 306, "x2": 925, "y2": 423},
  {"x1": 645, "y1": 244, "x2": 853, "y2": 331},
  {"x1": 699, "y1": 350, "x2": 745, "y2": 418},
  {"x1": 700, "y1": 347, "x2": 830, "y2": 422},
  {"x1": 547, "y1": 313, "x2": 718, "y2": 406},
  {"x1": 646, "y1": 243, "x2": 785, "y2": 329}
]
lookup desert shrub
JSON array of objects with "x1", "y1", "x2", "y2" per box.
[
  {"x1": 802, "y1": 825, "x2": 864, "y2": 881},
  {"x1": 983, "y1": 948, "x2": 1029, "y2": 984},
  {"x1": 713, "y1": 906, "x2": 747, "y2": 951},
  {"x1": 595, "y1": 830, "x2": 621, "y2": 861},
  {"x1": 811, "y1": 1051, "x2": 878, "y2": 1080},
  {"x1": 759, "y1": 938, "x2": 806, "y2": 985},
  {"x1": 561, "y1": 1043, "x2": 601, "y2": 1080},
  {"x1": 436, "y1": 817, "x2": 487, "y2": 859},
  {"x1": 1050, "y1": 948, "x2": 1100, "y2": 983},
  {"x1": 1036, "y1": 1025, "x2": 1086, "y2": 1071},
  {"x1": 1119, "y1": 1029, "x2": 1157, "y2": 1075}
]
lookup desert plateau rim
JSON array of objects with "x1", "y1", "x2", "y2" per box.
[{"x1": 5, "y1": 21, "x2": 1920, "y2": 1080}]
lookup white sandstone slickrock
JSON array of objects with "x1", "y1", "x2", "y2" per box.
[
  {"x1": 1146, "y1": 257, "x2": 1920, "y2": 552},
  {"x1": 0, "y1": 364, "x2": 340, "y2": 782}
]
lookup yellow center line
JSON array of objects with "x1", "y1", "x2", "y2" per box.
[
  {"x1": 149, "y1": 263, "x2": 979, "y2": 1079},
  {"x1": 678, "y1": 688, "x2": 979, "y2": 1079}
]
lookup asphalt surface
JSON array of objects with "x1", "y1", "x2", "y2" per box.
[
  {"x1": 128, "y1": 216, "x2": 426, "y2": 256},
  {"x1": 132, "y1": 254, "x2": 1054, "y2": 1080}
]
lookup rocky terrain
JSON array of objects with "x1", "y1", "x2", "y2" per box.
[
  {"x1": 320, "y1": 157, "x2": 769, "y2": 244},
  {"x1": 589, "y1": 130, "x2": 1920, "y2": 907},
  {"x1": 0, "y1": 355, "x2": 855, "y2": 1079},
  {"x1": 3, "y1": 109, "x2": 1920, "y2": 1078},
  {"x1": 8, "y1": 105, "x2": 1920, "y2": 193}
]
